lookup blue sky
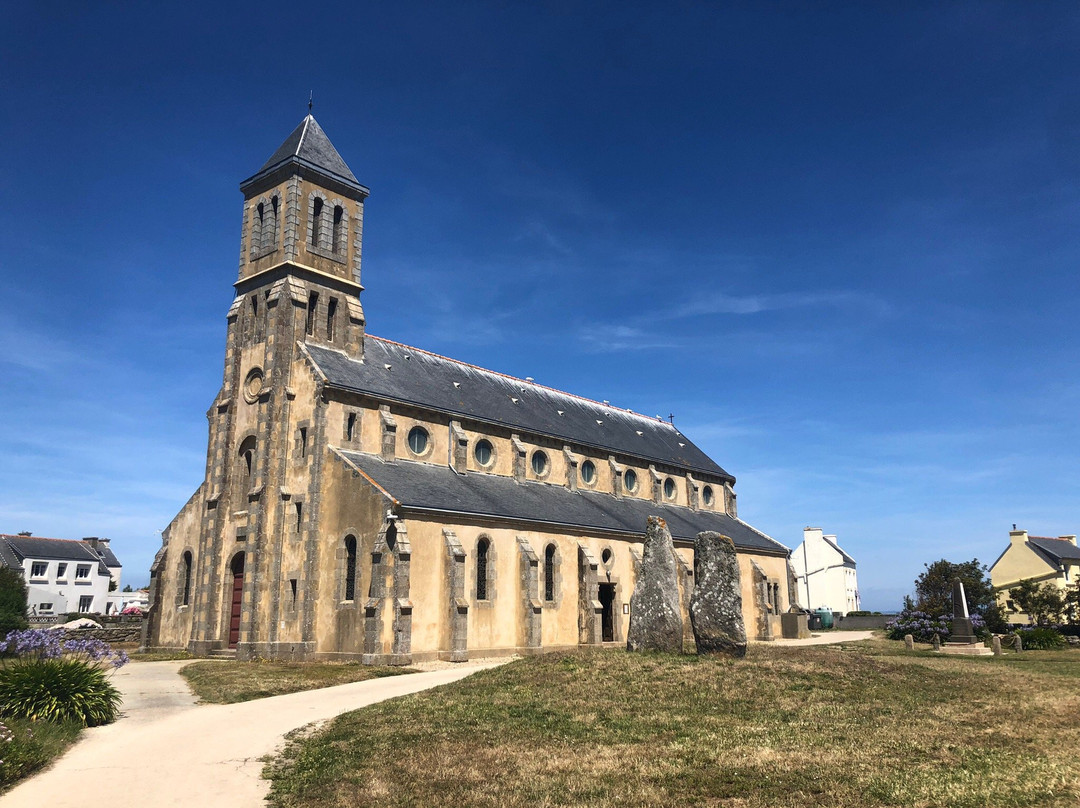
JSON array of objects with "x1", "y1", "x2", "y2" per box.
[{"x1": 3, "y1": 3, "x2": 1080, "y2": 607}]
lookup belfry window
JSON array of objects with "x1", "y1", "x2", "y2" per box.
[
  {"x1": 265, "y1": 195, "x2": 278, "y2": 251},
  {"x1": 311, "y1": 197, "x2": 323, "y2": 248},
  {"x1": 238, "y1": 436, "x2": 256, "y2": 483},
  {"x1": 332, "y1": 205, "x2": 345, "y2": 254},
  {"x1": 476, "y1": 538, "x2": 490, "y2": 601}
]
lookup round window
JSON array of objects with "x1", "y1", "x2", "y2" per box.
[
  {"x1": 243, "y1": 367, "x2": 264, "y2": 404},
  {"x1": 474, "y1": 439, "x2": 493, "y2": 466},
  {"x1": 408, "y1": 426, "x2": 429, "y2": 455},
  {"x1": 531, "y1": 451, "x2": 548, "y2": 476},
  {"x1": 601, "y1": 548, "x2": 613, "y2": 565},
  {"x1": 624, "y1": 469, "x2": 638, "y2": 493},
  {"x1": 581, "y1": 459, "x2": 595, "y2": 484},
  {"x1": 703, "y1": 485, "x2": 714, "y2": 506},
  {"x1": 664, "y1": 478, "x2": 676, "y2": 499}
]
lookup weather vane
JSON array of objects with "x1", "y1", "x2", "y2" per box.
[{"x1": 308, "y1": 91, "x2": 313, "y2": 113}]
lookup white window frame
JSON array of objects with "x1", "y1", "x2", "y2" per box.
[
  {"x1": 30, "y1": 561, "x2": 48, "y2": 579},
  {"x1": 75, "y1": 564, "x2": 92, "y2": 580}
]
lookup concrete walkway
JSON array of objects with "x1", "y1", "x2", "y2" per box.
[
  {"x1": 772, "y1": 629, "x2": 876, "y2": 646},
  {"x1": 2, "y1": 660, "x2": 503, "y2": 808}
]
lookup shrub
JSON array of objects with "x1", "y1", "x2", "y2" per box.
[
  {"x1": 1013, "y1": 627, "x2": 1066, "y2": 651},
  {"x1": 886, "y1": 609, "x2": 986, "y2": 643},
  {"x1": 0, "y1": 568, "x2": 28, "y2": 638},
  {"x1": 0, "y1": 629, "x2": 128, "y2": 727}
]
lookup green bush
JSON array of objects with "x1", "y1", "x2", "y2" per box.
[
  {"x1": 0, "y1": 717, "x2": 81, "y2": 790},
  {"x1": 0, "y1": 658, "x2": 122, "y2": 726},
  {"x1": 1014, "y1": 627, "x2": 1066, "y2": 651},
  {"x1": 0, "y1": 568, "x2": 28, "y2": 638}
]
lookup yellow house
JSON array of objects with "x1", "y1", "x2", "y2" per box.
[{"x1": 989, "y1": 527, "x2": 1080, "y2": 623}]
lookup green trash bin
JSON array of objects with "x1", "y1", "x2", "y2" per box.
[{"x1": 815, "y1": 608, "x2": 834, "y2": 629}]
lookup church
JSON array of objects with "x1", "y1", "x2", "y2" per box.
[{"x1": 144, "y1": 115, "x2": 793, "y2": 661}]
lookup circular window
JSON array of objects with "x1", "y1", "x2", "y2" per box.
[
  {"x1": 581, "y1": 459, "x2": 596, "y2": 484},
  {"x1": 408, "y1": 426, "x2": 429, "y2": 455},
  {"x1": 474, "y1": 439, "x2": 493, "y2": 467},
  {"x1": 531, "y1": 450, "x2": 549, "y2": 476},
  {"x1": 601, "y1": 548, "x2": 613, "y2": 565},
  {"x1": 243, "y1": 367, "x2": 264, "y2": 404},
  {"x1": 624, "y1": 469, "x2": 638, "y2": 493},
  {"x1": 703, "y1": 485, "x2": 714, "y2": 506},
  {"x1": 664, "y1": 478, "x2": 676, "y2": 499}
]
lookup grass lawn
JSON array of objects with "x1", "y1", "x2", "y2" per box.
[
  {"x1": 0, "y1": 718, "x2": 82, "y2": 793},
  {"x1": 179, "y1": 660, "x2": 415, "y2": 704},
  {"x1": 263, "y1": 639, "x2": 1080, "y2": 807}
]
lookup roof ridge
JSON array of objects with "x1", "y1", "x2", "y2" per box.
[
  {"x1": 365, "y1": 334, "x2": 676, "y2": 429},
  {"x1": 0, "y1": 534, "x2": 88, "y2": 543},
  {"x1": 296, "y1": 115, "x2": 313, "y2": 157}
]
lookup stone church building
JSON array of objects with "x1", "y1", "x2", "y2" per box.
[{"x1": 144, "y1": 115, "x2": 793, "y2": 661}]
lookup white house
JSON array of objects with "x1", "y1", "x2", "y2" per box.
[
  {"x1": 0, "y1": 533, "x2": 122, "y2": 616},
  {"x1": 790, "y1": 527, "x2": 860, "y2": 615}
]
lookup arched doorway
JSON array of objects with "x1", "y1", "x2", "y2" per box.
[{"x1": 228, "y1": 553, "x2": 245, "y2": 649}]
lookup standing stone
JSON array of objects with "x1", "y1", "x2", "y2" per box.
[
  {"x1": 627, "y1": 517, "x2": 684, "y2": 653},
  {"x1": 992, "y1": 636, "x2": 1002, "y2": 655},
  {"x1": 904, "y1": 634, "x2": 914, "y2": 651},
  {"x1": 932, "y1": 634, "x2": 941, "y2": 651},
  {"x1": 689, "y1": 531, "x2": 747, "y2": 658},
  {"x1": 1014, "y1": 634, "x2": 1023, "y2": 653}
]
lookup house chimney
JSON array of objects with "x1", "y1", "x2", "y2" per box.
[
  {"x1": 1060, "y1": 535, "x2": 1077, "y2": 546},
  {"x1": 84, "y1": 537, "x2": 99, "y2": 551},
  {"x1": 1009, "y1": 527, "x2": 1027, "y2": 546}
]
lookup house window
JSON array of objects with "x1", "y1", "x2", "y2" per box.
[
  {"x1": 531, "y1": 450, "x2": 549, "y2": 476},
  {"x1": 344, "y1": 535, "x2": 357, "y2": 601},
  {"x1": 581, "y1": 460, "x2": 596, "y2": 484},
  {"x1": 664, "y1": 478, "x2": 676, "y2": 500},
  {"x1": 30, "y1": 562, "x2": 48, "y2": 579},
  {"x1": 181, "y1": 551, "x2": 193, "y2": 607},
  {"x1": 408, "y1": 426, "x2": 429, "y2": 455},
  {"x1": 78, "y1": 595, "x2": 93, "y2": 613},
  {"x1": 624, "y1": 469, "x2": 638, "y2": 493},
  {"x1": 544, "y1": 544, "x2": 556, "y2": 601},
  {"x1": 38, "y1": 602, "x2": 54, "y2": 614},
  {"x1": 326, "y1": 297, "x2": 338, "y2": 341},
  {"x1": 56, "y1": 563, "x2": 67, "y2": 580},
  {"x1": 474, "y1": 439, "x2": 493, "y2": 467},
  {"x1": 75, "y1": 565, "x2": 91, "y2": 580},
  {"x1": 476, "y1": 538, "x2": 490, "y2": 601}
]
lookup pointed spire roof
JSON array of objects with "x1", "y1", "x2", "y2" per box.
[{"x1": 241, "y1": 114, "x2": 368, "y2": 198}]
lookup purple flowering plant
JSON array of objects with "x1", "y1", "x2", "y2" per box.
[{"x1": 0, "y1": 629, "x2": 129, "y2": 670}]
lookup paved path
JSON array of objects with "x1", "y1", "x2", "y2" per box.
[
  {"x1": 2, "y1": 660, "x2": 502, "y2": 808},
  {"x1": 772, "y1": 629, "x2": 876, "y2": 646}
]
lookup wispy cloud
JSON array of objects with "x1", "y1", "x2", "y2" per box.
[
  {"x1": 575, "y1": 324, "x2": 689, "y2": 353},
  {"x1": 663, "y1": 289, "x2": 892, "y2": 319}
]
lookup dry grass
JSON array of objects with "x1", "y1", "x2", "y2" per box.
[
  {"x1": 263, "y1": 640, "x2": 1080, "y2": 807},
  {"x1": 180, "y1": 660, "x2": 414, "y2": 704}
]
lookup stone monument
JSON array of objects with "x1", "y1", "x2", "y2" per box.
[
  {"x1": 627, "y1": 517, "x2": 684, "y2": 653},
  {"x1": 689, "y1": 531, "x2": 747, "y2": 657},
  {"x1": 939, "y1": 578, "x2": 992, "y2": 656}
]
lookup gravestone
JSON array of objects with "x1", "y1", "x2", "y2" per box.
[
  {"x1": 992, "y1": 636, "x2": 1002, "y2": 655},
  {"x1": 905, "y1": 634, "x2": 914, "y2": 650},
  {"x1": 1014, "y1": 634, "x2": 1023, "y2": 653},
  {"x1": 689, "y1": 531, "x2": 747, "y2": 657},
  {"x1": 627, "y1": 516, "x2": 684, "y2": 653},
  {"x1": 932, "y1": 634, "x2": 941, "y2": 651}
]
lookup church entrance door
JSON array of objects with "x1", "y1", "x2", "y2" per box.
[
  {"x1": 598, "y1": 583, "x2": 616, "y2": 642},
  {"x1": 228, "y1": 553, "x2": 245, "y2": 649}
]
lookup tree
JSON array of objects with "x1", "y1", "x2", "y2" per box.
[
  {"x1": 0, "y1": 567, "x2": 29, "y2": 637},
  {"x1": 1008, "y1": 579, "x2": 1066, "y2": 626},
  {"x1": 913, "y1": 558, "x2": 1008, "y2": 632},
  {"x1": 122, "y1": 584, "x2": 133, "y2": 593}
]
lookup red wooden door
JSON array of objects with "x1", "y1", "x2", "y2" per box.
[{"x1": 228, "y1": 570, "x2": 244, "y2": 648}]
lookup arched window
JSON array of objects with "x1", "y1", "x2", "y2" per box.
[
  {"x1": 544, "y1": 544, "x2": 556, "y2": 601},
  {"x1": 181, "y1": 551, "x2": 193, "y2": 606},
  {"x1": 238, "y1": 435, "x2": 257, "y2": 483},
  {"x1": 264, "y1": 195, "x2": 279, "y2": 251},
  {"x1": 311, "y1": 197, "x2": 324, "y2": 247},
  {"x1": 253, "y1": 202, "x2": 264, "y2": 254},
  {"x1": 332, "y1": 205, "x2": 345, "y2": 254},
  {"x1": 344, "y1": 535, "x2": 357, "y2": 601},
  {"x1": 476, "y1": 537, "x2": 489, "y2": 600}
]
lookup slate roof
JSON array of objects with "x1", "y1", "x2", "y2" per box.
[
  {"x1": 823, "y1": 536, "x2": 856, "y2": 566},
  {"x1": 338, "y1": 451, "x2": 787, "y2": 554},
  {"x1": 0, "y1": 535, "x2": 116, "y2": 575},
  {"x1": 1028, "y1": 537, "x2": 1080, "y2": 565},
  {"x1": 243, "y1": 115, "x2": 365, "y2": 192},
  {"x1": 308, "y1": 337, "x2": 734, "y2": 482}
]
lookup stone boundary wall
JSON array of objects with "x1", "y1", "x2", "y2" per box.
[{"x1": 834, "y1": 614, "x2": 890, "y2": 630}]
